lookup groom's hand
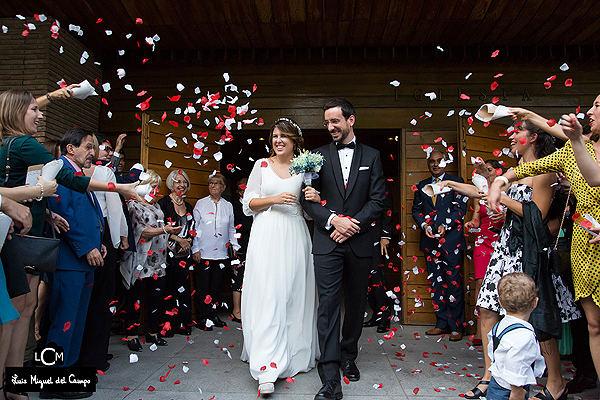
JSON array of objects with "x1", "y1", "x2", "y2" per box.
[
  {"x1": 302, "y1": 187, "x2": 321, "y2": 203},
  {"x1": 331, "y1": 215, "x2": 360, "y2": 237},
  {"x1": 331, "y1": 229, "x2": 350, "y2": 243}
]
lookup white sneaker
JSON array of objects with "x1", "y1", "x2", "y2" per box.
[{"x1": 259, "y1": 382, "x2": 275, "y2": 395}]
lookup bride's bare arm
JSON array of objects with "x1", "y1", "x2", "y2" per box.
[{"x1": 438, "y1": 180, "x2": 482, "y2": 198}]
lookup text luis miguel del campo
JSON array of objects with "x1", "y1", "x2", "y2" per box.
[{"x1": 5, "y1": 343, "x2": 96, "y2": 393}]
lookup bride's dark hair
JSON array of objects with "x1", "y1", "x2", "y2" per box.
[{"x1": 268, "y1": 118, "x2": 304, "y2": 157}]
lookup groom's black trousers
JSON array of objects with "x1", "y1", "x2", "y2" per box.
[{"x1": 314, "y1": 242, "x2": 371, "y2": 383}]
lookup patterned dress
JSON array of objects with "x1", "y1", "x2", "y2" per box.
[
  {"x1": 476, "y1": 184, "x2": 580, "y2": 322},
  {"x1": 515, "y1": 141, "x2": 600, "y2": 307}
]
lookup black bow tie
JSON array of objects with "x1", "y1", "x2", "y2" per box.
[{"x1": 336, "y1": 142, "x2": 355, "y2": 150}]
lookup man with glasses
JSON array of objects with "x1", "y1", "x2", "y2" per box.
[
  {"x1": 411, "y1": 150, "x2": 467, "y2": 342},
  {"x1": 301, "y1": 98, "x2": 385, "y2": 400}
]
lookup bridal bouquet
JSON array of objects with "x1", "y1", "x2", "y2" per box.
[{"x1": 289, "y1": 149, "x2": 324, "y2": 186}]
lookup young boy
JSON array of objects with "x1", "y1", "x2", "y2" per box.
[{"x1": 487, "y1": 272, "x2": 546, "y2": 400}]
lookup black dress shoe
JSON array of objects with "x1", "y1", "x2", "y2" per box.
[
  {"x1": 127, "y1": 337, "x2": 143, "y2": 352},
  {"x1": 362, "y1": 315, "x2": 379, "y2": 327},
  {"x1": 315, "y1": 380, "x2": 342, "y2": 400},
  {"x1": 340, "y1": 359, "x2": 360, "y2": 381},
  {"x1": 39, "y1": 392, "x2": 92, "y2": 399},
  {"x1": 196, "y1": 319, "x2": 213, "y2": 331},
  {"x1": 212, "y1": 316, "x2": 227, "y2": 328},
  {"x1": 99, "y1": 361, "x2": 110, "y2": 372},
  {"x1": 161, "y1": 330, "x2": 175, "y2": 338},
  {"x1": 145, "y1": 333, "x2": 167, "y2": 346},
  {"x1": 566, "y1": 374, "x2": 597, "y2": 394},
  {"x1": 106, "y1": 353, "x2": 114, "y2": 361},
  {"x1": 376, "y1": 319, "x2": 390, "y2": 333}
]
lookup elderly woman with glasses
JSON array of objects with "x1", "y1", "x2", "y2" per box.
[
  {"x1": 157, "y1": 169, "x2": 195, "y2": 336},
  {"x1": 192, "y1": 172, "x2": 239, "y2": 331},
  {"x1": 120, "y1": 170, "x2": 182, "y2": 351}
]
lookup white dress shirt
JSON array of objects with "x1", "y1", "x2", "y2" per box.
[
  {"x1": 487, "y1": 315, "x2": 546, "y2": 390},
  {"x1": 326, "y1": 138, "x2": 357, "y2": 229},
  {"x1": 191, "y1": 196, "x2": 240, "y2": 260},
  {"x1": 91, "y1": 165, "x2": 128, "y2": 248}
]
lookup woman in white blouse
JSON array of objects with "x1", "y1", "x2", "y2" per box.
[{"x1": 192, "y1": 172, "x2": 239, "y2": 331}]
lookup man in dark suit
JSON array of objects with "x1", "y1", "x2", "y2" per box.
[
  {"x1": 411, "y1": 149, "x2": 467, "y2": 341},
  {"x1": 43, "y1": 128, "x2": 105, "y2": 399},
  {"x1": 302, "y1": 98, "x2": 385, "y2": 400}
]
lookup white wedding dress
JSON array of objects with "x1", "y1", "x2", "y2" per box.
[{"x1": 240, "y1": 158, "x2": 319, "y2": 384}]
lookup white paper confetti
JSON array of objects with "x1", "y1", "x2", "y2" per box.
[
  {"x1": 129, "y1": 354, "x2": 139, "y2": 363},
  {"x1": 124, "y1": 84, "x2": 133, "y2": 91},
  {"x1": 116, "y1": 68, "x2": 126, "y2": 79},
  {"x1": 118, "y1": 50, "x2": 125, "y2": 56},
  {"x1": 213, "y1": 151, "x2": 223, "y2": 162},
  {"x1": 223, "y1": 72, "x2": 230, "y2": 82},
  {"x1": 149, "y1": 343, "x2": 157, "y2": 351},
  {"x1": 165, "y1": 137, "x2": 177, "y2": 148},
  {"x1": 38, "y1": 14, "x2": 47, "y2": 22},
  {"x1": 59, "y1": 46, "x2": 63, "y2": 54},
  {"x1": 80, "y1": 51, "x2": 89, "y2": 64},
  {"x1": 560, "y1": 63, "x2": 569, "y2": 72},
  {"x1": 2, "y1": 26, "x2": 7, "y2": 34},
  {"x1": 465, "y1": 72, "x2": 473, "y2": 79},
  {"x1": 102, "y1": 82, "x2": 111, "y2": 92},
  {"x1": 177, "y1": 83, "x2": 185, "y2": 91},
  {"x1": 105, "y1": 30, "x2": 112, "y2": 35},
  {"x1": 164, "y1": 160, "x2": 172, "y2": 168},
  {"x1": 389, "y1": 80, "x2": 400, "y2": 87}
]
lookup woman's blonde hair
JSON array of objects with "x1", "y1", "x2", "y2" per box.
[
  {"x1": 141, "y1": 169, "x2": 161, "y2": 187},
  {"x1": 0, "y1": 90, "x2": 35, "y2": 140}
]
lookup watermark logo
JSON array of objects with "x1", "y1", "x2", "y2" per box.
[{"x1": 33, "y1": 343, "x2": 64, "y2": 366}]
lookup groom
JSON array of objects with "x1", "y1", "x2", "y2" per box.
[{"x1": 302, "y1": 98, "x2": 385, "y2": 400}]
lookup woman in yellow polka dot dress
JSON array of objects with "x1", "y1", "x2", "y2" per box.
[{"x1": 488, "y1": 98, "x2": 600, "y2": 386}]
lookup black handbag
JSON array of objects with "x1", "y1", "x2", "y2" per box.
[
  {"x1": 549, "y1": 189, "x2": 571, "y2": 277},
  {"x1": 0, "y1": 137, "x2": 59, "y2": 274}
]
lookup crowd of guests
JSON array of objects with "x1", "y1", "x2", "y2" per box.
[{"x1": 0, "y1": 87, "x2": 599, "y2": 400}]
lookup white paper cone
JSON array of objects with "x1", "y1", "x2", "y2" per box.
[
  {"x1": 475, "y1": 104, "x2": 511, "y2": 122},
  {"x1": 41, "y1": 159, "x2": 63, "y2": 181},
  {"x1": 71, "y1": 79, "x2": 98, "y2": 99}
]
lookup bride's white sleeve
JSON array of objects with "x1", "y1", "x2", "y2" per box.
[{"x1": 242, "y1": 160, "x2": 262, "y2": 217}]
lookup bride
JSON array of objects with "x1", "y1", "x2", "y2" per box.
[{"x1": 241, "y1": 118, "x2": 320, "y2": 396}]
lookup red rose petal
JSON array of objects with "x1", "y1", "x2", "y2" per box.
[
  {"x1": 411, "y1": 185, "x2": 418, "y2": 192},
  {"x1": 174, "y1": 380, "x2": 180, "y2": 384},
  {"x1": 63, "y1": 321, "x2": 71, "y2": 332},
  {"x1": 123, "y1": 387, "x2": 129, "y2": 391},
  {"x1": 107, "y1": 182, "x2": 116, "y2": 191},
  {"x1": 495, "y1": 168, "x2": 503, "y2": 176},
  {"x1": 565, "y1": 79, "x2": 573, "y2": 87},
  {"x1": 320, "y1": 200, "x2": 327, "y2": 206},
  {"x1": 491, "y1": 50, "x2": 500, "y2": 57},
  {"x1": 490, "y1": 81, "x2": 499, "y2": 91},
  {"x1": 492, "y1": 149, "x2": 502, "y2": 157},
  {"x1": 270, "y1": 362, "x2": 277, "y2": 368},
  {"x1": 202, "y1": 359, "x2": 210, "y2": 366},
  {"x1": 147, "y1": 386, "x2": 155, "y2": 391},
  {"x1": 204, "y1": 295, "x2": 212, "y2": 304},
  {"x1": 343, "y1": 376, "x2": 350, "y2": 385},
  {"x1": 286, "y1": 377, "x2": 295, "y2": 383},
  {"x1": 544, "y1": 81, "x2": 552, "y2": 89},
  {"x1": 413, "y1": 388, "x2": 420, "y2": 395},
  {"x1": 260, "y1": 161, "x2": 268, "y2": 168},
  {"x1": 260, "y1": 366, "x2": 267, "y2": 371},
  {"x1": 460, "y1": 94, "x2": 470, "y2": 100},
  {"x1": 491, "y1": 96, "x2": 500, "y2": 104},
  {"x1": 136, "y1": 18, "x2": 143, "y2": 24},
  {"x1": 547, "y1": 119, "x2": 557, "y2": 127},
  {"x1": 147, "y1": 250, "x2": 153, "y2": 256},
  {"x1": 519, "y1": 138, "x2": 527, "y2": 145}
]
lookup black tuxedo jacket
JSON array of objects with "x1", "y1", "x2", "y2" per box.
[
  {"x1": 301, "y1": 141, "x2": 385, "y2": 257},
  {"x1": 411, "y1": 174, "x2": 467, "y2": 254}
]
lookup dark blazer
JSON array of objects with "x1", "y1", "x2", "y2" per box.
[
  {"x1": 49, "y1": 156, "x2": 104, "y2": 271},
  {"x1": 411, "y1": 174, "x2": 467, "y2": 254},
  {"x1": 301, "y1": 141, "x2": 386, "y2": 257}
]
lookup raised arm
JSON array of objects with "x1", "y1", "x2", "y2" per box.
[
  {"x1": 508, "y1": 107, "x2": 568, "y2": 142},
  {"x1": 438, "y1": 179, "x2": 483, "y2": 198},
  {"x1": 560, "y1": 113, "x2": 600, "y2": 186}
]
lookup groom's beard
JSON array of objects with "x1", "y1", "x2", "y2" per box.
[{"x1": 331, "y1": 126, "x2": 351, "y2": 143}]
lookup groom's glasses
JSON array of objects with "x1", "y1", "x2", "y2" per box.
[{"x1": 323, "y1": 118, "x2": 341, "y2": 127}]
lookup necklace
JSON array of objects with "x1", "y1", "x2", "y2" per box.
[{"x1": 171, "y1": 193, "x2": 184, "y2": 206}]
